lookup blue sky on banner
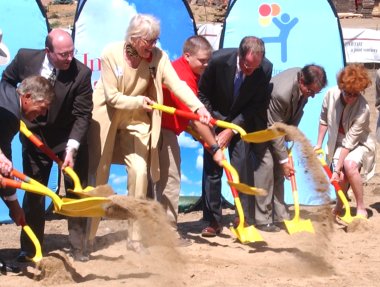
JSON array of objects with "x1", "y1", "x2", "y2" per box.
[
  {"x1": 0, "y1": 0, "x2": 54, "y2": 222},
  {"x1": 74, "y1": 0, "x2": 206, "y2": 196},
  {"x1": 222, "y1": 0, "x2": 344, "y2": 205}
]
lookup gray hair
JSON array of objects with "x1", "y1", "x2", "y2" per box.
[
  {"x1": 125, "y1": 14, "x2": 160, "y2": 44},
  {"x1": 17, "y1": 76, "x2": 55, "y2": 103},
  {"x1": 238, "y1": 36, "x2": 265, "y2": 59}
]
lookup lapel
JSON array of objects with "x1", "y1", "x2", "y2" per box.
[
  {"x1": 224, "y1": 51, "x2": 238, "y2": 106},
  {"x1": 24, "y1": 51, "x2": 45, "y2": 76}
]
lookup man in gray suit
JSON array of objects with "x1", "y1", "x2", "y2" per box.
[{"x1": 257, "y1": 64, "x2": 327, "y2": 231}]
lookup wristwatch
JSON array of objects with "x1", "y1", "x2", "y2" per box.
[{"x1": 210, "y1": 144, "x2": 220, "y2": 155}]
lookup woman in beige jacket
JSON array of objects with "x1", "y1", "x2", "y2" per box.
[
  {"x1": 315, "y1": 64, "x2": 375, "y2": 219},
  {"x1": 88, "y1": 14, "x2": 210, "y2": 252}
]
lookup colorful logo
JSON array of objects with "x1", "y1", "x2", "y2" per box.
[
  {"x1": 258, "y1": 3, "x2": 281, "y2": 26},
  {"x1": 259, "y1": 3, "x2": 299, "y2": 62}
]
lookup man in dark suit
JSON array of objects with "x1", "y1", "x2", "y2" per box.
[
  {"x1": 1, "y1": 29, "x2": 93, "y2": 261},
  {"x1": 263, "y1": 65, "x2": 327, "y2": 229},
  {"x1": 198, "y1": 36, "x2": 273, "y2": 237}
]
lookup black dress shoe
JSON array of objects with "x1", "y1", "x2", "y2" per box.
[
  {"x1": 0, "y1": 258, "x2": 21, "y2": 274},
  {"x1": 256, "y1": 223, "x2": 281, "y2": 232},
  {"x1": 16, "y1": 251, "x2": 33, "y2": 263}
]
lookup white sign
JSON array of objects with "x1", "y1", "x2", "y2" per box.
[{"x1": 343, "y1": 28, "x2": 380, "y2": 63}]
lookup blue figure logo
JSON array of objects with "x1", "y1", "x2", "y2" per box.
[{"x1": 258, "y1": 3, "x2": 298, "y2": 63}]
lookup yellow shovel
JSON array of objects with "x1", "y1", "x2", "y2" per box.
[
  {"x1": 185, "y1": 126, "x2": 267, "y2": 197},
  {"x1": 151, "y1": 103, "x2": 285, "y2": 143},
  {"x1": 19, "y1": 121, "x2": 96, "y2": 197},
  {"x1": 222, "y1": 160, "x2": 264, "y2": 243},
  {"x1": 284, "y1": 149, "x2": 315, "y2": 234},
  {"x1": 21, "y1": 222, "x2": 43, "y2": 262},
  {"x1": 315, "y1": 149, "x2": 355, "y2": 224},
  {"x1": 4, "y1": 170, "x2": 111, "y2": 218},
  {"x1": 184, "y1": 126, "x2": 264, "y2": 243}
]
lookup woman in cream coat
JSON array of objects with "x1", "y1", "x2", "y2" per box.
[
  {"x1": 88, "y1": 14, "x2": 210, "y2": 252},
  {"x1": 315, "y1": 64, "x2": 375, "y2": 219}
]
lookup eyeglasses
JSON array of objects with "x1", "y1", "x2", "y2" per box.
[
  {"x1": 240, "y1": 59, "x2": 258, "y2": 70},
  {"x1": 55, "y1": 49, "x2": 77, "y2": 59},
  {"x1": 304, "y1": 84, "x2": 322, "y2": 96},
  {"x1": 343, "y1": 91, "x2": 359, "y2": 98},
  {"x1": 141, "y1": 38, "x2": 159, "y2": 46}
]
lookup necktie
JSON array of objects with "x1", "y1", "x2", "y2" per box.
[
  {"x1": 233, "y1": 71, "x2": 243, "y2": 98},
  {"x1": 48, "y1": 68, "x2": 56, "y2": 86}
]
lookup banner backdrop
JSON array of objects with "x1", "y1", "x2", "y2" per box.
[
  {"x1": 0, "y1": 0, "x2": 56, "y2": 223},
  {"x1": 221, "y1": 0, "x2": 345, "y2": 205}
]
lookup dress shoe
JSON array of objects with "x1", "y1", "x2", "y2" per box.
[
  {"x1": 0, "y1": 258, "x2": 21, "y2": 274},
  {"x1": 176, "y1": 236, "x2": 192, "y2": 247},
  {"x1": 256, "y1": 223, "x2": 281, "y2": 232},
  {"x1": 201, "y1": 223, "x2": 222, "y2": 237},
  {"x1": 69, "y1": 248, "x2": 90, "y2": 262},
  {"x1": 16, "y1": 251, "x2": 33, "y2": 263},
  {"x1": 127, "y1": 239, "x2": 150, "y2": 254},
  {"x1": 233, "y1": 217, "x2": 249, "y2": 228}
]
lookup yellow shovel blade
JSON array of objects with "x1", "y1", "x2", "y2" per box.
[
  {"x1": 227, "y1": 181, "x2": 267, "y2": 196},
  {"x1": 68, "y1": 184, "x2": 115, "y2": 198},
  {"x1": 60, "y1": 197, "x2": 110, "y2": 211},
  {"x1": 23, "y1": 225, "x2": 43, "y2": 262},
  {"x1": 230, "y1": 225, "x2": 264, "y2": 243},
  {"x1": 284, "y1": 217, "x2": 315, "y2": 235},
  {"x1": 335, "y1": 190, "x2": 355, "y2": 224},
  {"x1": 57, "y1": 206, "x2": 106, "y2": 217},
  {"x1": 241, "y1": 129, "x2": 286, "y2": 143}
]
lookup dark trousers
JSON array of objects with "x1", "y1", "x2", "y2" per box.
[
  {"x1": 20, "y1": 143, "x2": 89, "y2": 256},
  {"x1": 245, "y1": 144, "x2": 289, "y2": 225},
  {"x1": 202, "y1": 135, "x2": 249, "y2": 225}
]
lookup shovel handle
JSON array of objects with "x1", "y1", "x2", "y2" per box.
[
  {"x1": 20, "y1": 121, "x2": 83, "y2": 191},
  {"x1": 151, "y1": 103, "x2": 247, "y2": 136},
  {"x1": 288, "y1": 151, "x2": 297, "y2": 191},
  {"x1": 8, "y1": 170, "x2": 62, "y2": 210},
  {"x1": 315, "y1": 149, "x2": 342, "y2": 191},
  {"x1": 20, "y1": 220, "x2": 43, "y2": 262},
  {"x1": 288, "y1": 151, "x2": 300, "y2": 217}
]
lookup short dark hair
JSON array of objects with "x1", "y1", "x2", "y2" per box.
[
  {"x1": 238, "y1": 36, "x2": 265, "y2": 59},
  {"x1": 299, "y1": 64, "x2": 327, "y2": 89}
]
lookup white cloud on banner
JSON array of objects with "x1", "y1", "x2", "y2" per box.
[
  {"x1": 196, "y1": 147, "x2": 203, "y2": 170},
  {"x1": 181, "y1": 172, "x2": 202, "y2": 186},
  {"x1": 178, "y1": 133, "x2": 200, "y2": 148},
  {"x1": 109, "y1": 173, "x2": 128, "y2": 185}
]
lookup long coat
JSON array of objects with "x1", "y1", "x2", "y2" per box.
[{"x1": 88, "y1": 42, "x2": 204, "y2": 184}]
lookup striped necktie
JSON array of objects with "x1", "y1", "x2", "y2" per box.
[{"x1": 48, "y1": 68, "x2": 56, "y2": 86}]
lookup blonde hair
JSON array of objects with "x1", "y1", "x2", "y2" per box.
[{"x1": 125, "y1": 14, "x2": 160, "y2": 44}]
